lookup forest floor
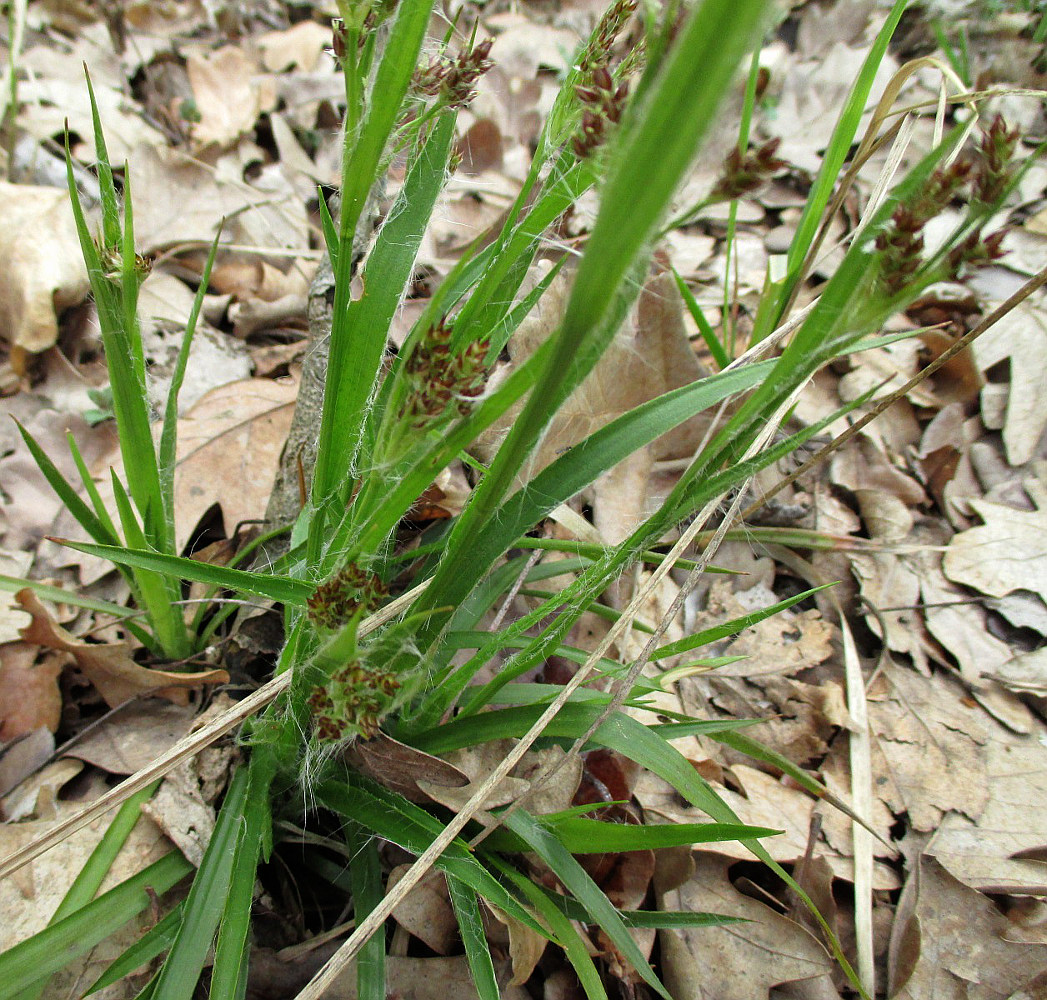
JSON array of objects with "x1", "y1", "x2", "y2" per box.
[{"x1": 2, "y1": 1, "x2": 1047, "y2": 998}]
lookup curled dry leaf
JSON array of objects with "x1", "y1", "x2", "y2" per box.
[
  {"x1": 16, "y1": 589, "x2": 228, "y2": 708},
  {"x1": 342, "y1": 731, "x2": 469, "y2": 804},
  {"x1": 990, "y1": 647, "x2": 1047, "y2": 697},
  {"x1": 0, "y1": 182, "x2": 89, "y2": 353},
  {"x1": 485, "y1": 903, "x2": 547, "y2": 986}
]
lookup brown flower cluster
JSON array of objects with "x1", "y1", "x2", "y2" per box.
[
  {"x1": 402, "y1": 317, "x2": 490, "y2": 426},
  {"x1": 331, "y1": 14, "x2": 375, "y2": 59},
  {"x1": 308, "y1": 658, "x2": 400, "y2": 742},
  {"x1": 573, "y1": 65, "x2": 629, "y2": 159},
  {"x1": 972, "y1": 114, "x2": 1020, "y2": 205},
  {"x1": 98, "y1": 244, "x2": 152, "y2": 284},
  {"x1": 876, "y1": 116, "x2": 1020, "y2": 294},
  {"x1": 307, "y1": 564, "x2": 388, "y2": 631},
  {"x1": 413, "y1": 39, "x2": 493, "y2": 110},
  {"x1": 710, "y1": 138, "x2": 788, "y2": 202},
  {"x1": 578, "y1": 0, "x2": 637, "y2": 74}
]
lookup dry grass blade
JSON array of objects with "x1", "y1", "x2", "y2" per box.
[
  {"x1": 0, "y1": 582, "x2": 428, "y2": 880},
  {"x1": 840, "y1": 615, "x2": 875, "y2": 995}
]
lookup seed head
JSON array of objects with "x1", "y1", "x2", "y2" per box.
[
  {"x1": 307, "y1": 564, "x2": 387, "y2": 631},
  {"x1": 972, "y1": 115, "x2": 1020, "y2": 205},
  {"x1": 402, "y1": 318, "x2": 491, "y2": 425},
  {"x1": 572, "y1": 63, "x2": 629, "y2": 159},
  {"x1": 710, "y1": 138, "x2": 787, "y2": 202},
  {"x1": 414, "y1": 38, "x2": 493, "y2": 109},
  {"x1": 579, "y1": 0, "x2": 637, "y2": 73},
  {"x1": 946, "y1": 226, "x2": 1009, "y2": 279},
  {"x1": 308, "y1": 658, "x2": 402, "y2": 744}
]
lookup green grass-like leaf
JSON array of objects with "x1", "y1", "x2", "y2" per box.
[
  {"x1": 502, "y1": 809, "x2": 671, "y2": 1000},
  {"x1": 151, "y1": 766, "x2": 250, "y2": 1000},
  {"x1": 346, "y1": 821, "x2": 386, "y2": 1000},
  {"x1": 447, "y1": 876, "x2": 500, "y2": 1000},
  {"x1": 0, "y1": 853, "x2": 191, "y2": 1000}
]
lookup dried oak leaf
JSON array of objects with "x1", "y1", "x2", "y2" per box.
[
  {"x1": 943, "y1": 485, "x2": 1047, "y2": 602},
  {"x1": 0, "y1": 182, "x2": 89, "y2": 353},
  {"x1": 387, "y1": 866, "x2": 458, "y2": 955},
  {"x1": 889, "y1": 856, "x2": 1047, "y2": 1000},
  {"x1": 172, "y1": 377, "x2": 297, "y2": 551},
  {"x1": 184, "y1": 45, "x2": 277, "y2": 149},
  {"x1": 657, "y1": 853, "x2": 833, "y2": 1000},
  {"x1": 970, "y1": 302, "x2": 1047, "y2": 467},
  {"x1": 16, "y1": 590, "x2": 227, "y2": 708},
  {"x1": 343, "y1": 732, "x2": 468, "y2": 804}
]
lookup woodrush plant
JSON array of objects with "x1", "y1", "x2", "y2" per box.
[{"x1": 0, "y1": 1, "x2": 1040, "y2": 998}]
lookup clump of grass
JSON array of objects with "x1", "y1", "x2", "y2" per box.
[{"x1": 0, "y1": 1, "x2": 1041, "y2": 998}]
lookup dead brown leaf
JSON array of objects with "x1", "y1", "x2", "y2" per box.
[
  {"x1": 258, "y1": 21, "x2": 332, "y2": 73},
  {"x1": 172, "y1": 377, "x2": 298, "y2": 550},
  {"x1": 0, "y1": 182, "x2": 89, "y2": 353},
  {"x1": 0, "y1": 788, "x2": 172, "y2": 994},
  {"x1": 0, "y1": 406, "x2": 119, "y2": 562},
  {"x1": 387, "y1": 866, "x2": 458, "y2": 956},
  {"x1": 475, "y1": 264, "x2": 710, "y2": 545},
  {"x1": 485, "y1": 904, "x2": 547, "y2": 986},
  {"x1": 0, "y1": 727, "x2": 54, "y2": 799},
  {"x1": 694, "y1": 579, "x2": 836, "y2": 679},
  {"x1": 185, "y1": 45, "x2": 276, "y2": 149},
  {"x1": 867, "y1": 662, "x2": 989, "y2": 832},
  {"x1": 657, "y1": 853, "x2": 834, "y2": 1000},
  {"x1": 247, "y1": 952, "x2": 530, "y2": 1000},
  {"x1": 0, "y1": 550, "x2": 32, "y2": 644},
  {"x1": 889, "y1": 856, "x2": 1047, "y2": 1000},
  {"x1": 126, "y1": 142, "x2": 309, "y2": 254},
  {"x1": 343, "y1": 732, "x2": 469, "y2": 804},
  {"x1": 62, "y1": 700, "x2": 196, "y2": 775},
  {"x1": 970, "y1": 302, "x2": 1047, "y2": 467},
  {"x1": 0, "y1": 642, "x2": 64, "y2": 741},
  {"x1": 16, "y1": 590, "x2": 227, "y2": 708},
  {"x1": 925, "y1": 724, "x2": 1047, "y2": 896},
  {"x1": 416, "y1": 740, "x2": 582, "y2": 822},
  {"x1": 921, "y1": 566, "x2": 1015, "y2": 684},
  {"x1": 943, "y1": 484, "x2": 1047, "y2": 603}
]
